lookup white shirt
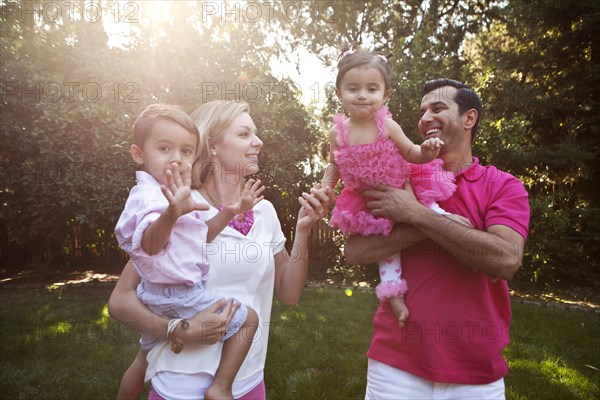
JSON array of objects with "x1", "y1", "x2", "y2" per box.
[{"x1": 146, "y1": 194, "x2": 286, "y2": 396}]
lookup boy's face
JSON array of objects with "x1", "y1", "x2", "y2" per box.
[{"x1": 130, "y1": 118, "x2": 198, "y2": 185}]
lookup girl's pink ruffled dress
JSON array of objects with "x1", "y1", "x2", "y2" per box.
[{"x1": 330, "y1": 106, "x2": 456, "y2": 300}]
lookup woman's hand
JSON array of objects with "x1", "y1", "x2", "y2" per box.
[
  {"x1": 297, "y1": 183, "x2": 335, "y2": 232},
  {"x1": 173, "y1": 299, "x2": 239, "y2": 345}
]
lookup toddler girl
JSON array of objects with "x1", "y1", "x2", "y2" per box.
[{"x1": 322, "y1": 50, "x2": 456, "y2": 326}]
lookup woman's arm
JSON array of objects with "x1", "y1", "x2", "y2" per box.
[
  {"x1": 273, "y1": 184, "x2": 335, "y2": 305},
  {"x1": 108, "y1": 261, "x2": 166, "y2": 337},
  {"x1": 108, "y1": 261, "x2": 237, "y2": 345}
]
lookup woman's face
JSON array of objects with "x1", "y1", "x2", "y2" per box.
[{"x1": 211, "y1": 112, "x2": 263, "y2": 177}]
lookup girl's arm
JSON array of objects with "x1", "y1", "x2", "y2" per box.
[
  {"x1": 386, "y1": 119, "x2": 442, "y2": 164},
  {"x1": 108, "y1": 261, "x2": 237, "y2": 345},
  {"x1": 321, "y1": 127, "x2": 341, "y2": 190},
  {"x1": 273, "y1": 184, "x2": 335, "y2": 305}
]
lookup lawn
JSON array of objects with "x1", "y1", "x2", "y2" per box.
[{"x1": 0, "y1": 284, "x2": 598, "y2": 399}]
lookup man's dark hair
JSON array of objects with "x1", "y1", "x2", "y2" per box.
[{"x1": 421, "y1": 78, "x2": 482, "y2": 141}]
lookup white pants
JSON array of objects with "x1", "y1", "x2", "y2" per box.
[{"x1": 365, "y1": 359, "x2": 505, "y2": 400}]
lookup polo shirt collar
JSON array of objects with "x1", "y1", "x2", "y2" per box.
[{"x1": 455, "y1": 157, "x2": 485, "y2": 182}]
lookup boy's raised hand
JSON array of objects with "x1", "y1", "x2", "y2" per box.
[
  {"x1": 421, "y1": 137, "x2": 444, "y2": 160},
  {"x1": 224, "y1": 178, "x2": 265, "y2": 215},
  {"x1": 161, "y1": 163, "x2": 209, "y2": 219}
]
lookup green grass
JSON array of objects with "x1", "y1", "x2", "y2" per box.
[
  {"x1": 0, "y1": 285, "x2": 598, "y2": 399},
  {"x1": 505, "y1": 302, "x2": 600, "y2": 400}
]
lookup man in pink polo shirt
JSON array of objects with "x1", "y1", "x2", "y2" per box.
[{"x1": 345, "y1": 78, "x2": 530, "y2": 399}]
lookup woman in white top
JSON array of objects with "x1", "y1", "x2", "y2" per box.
[{"x1": 108, "y1": 100, "x2": 334, "y2": 400}]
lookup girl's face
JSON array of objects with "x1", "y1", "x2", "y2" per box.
[
  {"x1": 130, "y1": 118, "x2": 197, "y2": 185},
  {"x1": 336, "y1": 66, "x2": 391, "y2": 121},
  {"x1": 211, "y1": 112, "x2": 263, "y2": 178}
]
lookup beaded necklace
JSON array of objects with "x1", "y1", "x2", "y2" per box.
[{"x1": 203, "y1": 187, "x2": 254, "y2": 236}]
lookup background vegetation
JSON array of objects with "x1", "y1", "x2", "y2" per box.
[{"x1": 1, "y1": 0, "x2": 599, "y2": 296}]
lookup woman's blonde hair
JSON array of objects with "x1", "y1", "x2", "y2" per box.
[{"x1": 190, "y1": 100, "x2": 250, "y2": 187}]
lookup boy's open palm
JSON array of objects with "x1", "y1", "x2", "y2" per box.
[{"x1": 161, "y1": 163, "x2": 209, "y2": 218}]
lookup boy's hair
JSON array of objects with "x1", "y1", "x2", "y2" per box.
[
  {"x1": 421, "y1": 78, "x2": 482, "y2": 141},
  {"x1": 132, "y1": 104, "x2": 199, "y2": 148},
  {"x1": 336, "y1": 49, "x2": 393, "y2": 91},
  {"x1": 190, "y1": 100, "x2": 250, "y2": 187}
]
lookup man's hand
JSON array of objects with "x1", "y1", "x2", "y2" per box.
[{"x1": 364, "y1": 182, "x2": 425, "y2": 224}]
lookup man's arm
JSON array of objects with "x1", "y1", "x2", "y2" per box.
[
  {"x1": 344, "y1": 224, "x2": 426, "y2": 265},
  {"x1": 365, "y1": 184, "x2": 525, "y2": 280},
  {"x1": 409, "y1": 212, "x2": 524, "y2": 279}
]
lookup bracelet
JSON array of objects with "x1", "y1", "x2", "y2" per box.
[{"x1": 167, "y1": 318, "x2": 189, "y2": 354}]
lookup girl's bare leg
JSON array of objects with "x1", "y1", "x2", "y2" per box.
[{"x1": 389, "y1": 296, "x2": 409, "y2": 327}]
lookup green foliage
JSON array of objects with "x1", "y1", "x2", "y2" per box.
[
  {"x1": 465, "y1": 0, "x2": 600, "y2": 290},
  {"x1": 0, "y1": 0, "x2": 318, "y2": 266},
  {"x1": 1, "y1": 0, "x2": 599, "y2": 293}
]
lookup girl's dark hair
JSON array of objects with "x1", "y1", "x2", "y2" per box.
[{"x1": 336, "y1": 49, "x2": 393, "y2": 91}]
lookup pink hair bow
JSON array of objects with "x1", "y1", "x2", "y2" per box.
[{"x1": 341, "y1": 49, "x2": 355, "y2": 59}]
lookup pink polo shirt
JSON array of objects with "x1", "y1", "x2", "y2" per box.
[
  {"x1": 115, "y1": 171, "x2": 209, "y2": 285},
  {"x1": 367, "y1": 157, "x2": 530, "y2": 384}
]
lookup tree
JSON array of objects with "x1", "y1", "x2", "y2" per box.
[
  {"x1": 464, "y1": 0, "x2": 600, "y2": 289},
  {"x1": 0, "y1": 0, "x2": 319, "y2": 277}
]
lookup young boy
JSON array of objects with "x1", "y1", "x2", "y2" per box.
[{"x1": 115, "y1": 104, "x2": 263, "y2": 400}]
